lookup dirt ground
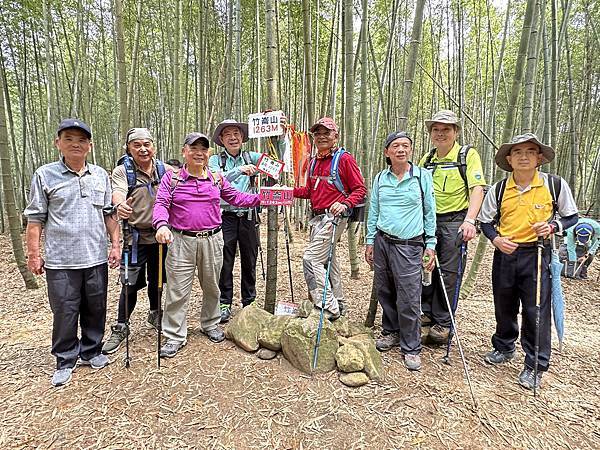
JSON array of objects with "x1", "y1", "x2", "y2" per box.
[{"x1": 1, "y1": 227, "x2": 599, "y2": 449}]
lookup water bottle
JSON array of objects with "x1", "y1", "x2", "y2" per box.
[{"x1": 422, "y1": 254, "x2": 432, "y2": 286}]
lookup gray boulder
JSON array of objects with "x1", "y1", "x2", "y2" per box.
[
  {"x1": 256, "y1": 348, "x2": 278, "y2": 360},
  {"x1": 339, "y1": 334, "x2": 383, "y2": 380},
  {"x1": 332, "y1": 316, "x2": 374, "y2": 338},
  {"x1": 339, "y1": 372, "x2": 369, "y2": 387},
  {"x1": 225, "y1": 304, "x2": 273, "y2": 352},
  {"x1": 280, "y1": 315, "x2": 339, "y2": 374},
  {"x1": 258, "y1": 315, "x2": 292, "y2": 351},
  {"x1": 335, "y1": 344, "x2": 365, "y2": 372},
  {"x1": 297, "y1": 299, "x2": 313, "y2": 318}
]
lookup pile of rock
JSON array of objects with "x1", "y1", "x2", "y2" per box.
[{"x1": 224, "y1": 302, "x2": 382, "y2": 387}]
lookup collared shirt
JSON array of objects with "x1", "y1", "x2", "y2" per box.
[
  {"x1": 478, "y1": 171, "x2": 578, "y2": 243},
  {"x1": 418, "y1": 141, "x2": 486, "y2": 214},
  {"x1": 152, "y1": 165, "x2": 260, "y2": 232},
  {"x1": 208, "y1": 149, "x2": 262, "y2": 213},
  {"x1": 366, "y1": 164, "x2": 437, "y2": 249},
  {"x1": 565, "y1": 218, "x2": 600, "y2": 260},
  {"x1": 24, "y1": 159, "x2": 112, "y2": 269},
  {"x1": 293, "y1": 149, "x2": 367, "y2": 210},
  {"x1": 112, "y1": 158, "x2": 173, "y2": 244}
]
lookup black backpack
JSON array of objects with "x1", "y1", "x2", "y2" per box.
[{"x1": 423, "y1": 145, "x2": 472, "y2": 200}]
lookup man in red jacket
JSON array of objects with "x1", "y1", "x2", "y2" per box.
[{"x1": 294, "y1": 117, "x2": 367, "y2": 320}]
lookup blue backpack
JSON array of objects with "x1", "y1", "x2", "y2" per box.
[{"x1": 116, "y1": 154, "x2": 167, "y2": 198}]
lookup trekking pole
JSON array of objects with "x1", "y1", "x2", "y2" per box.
[
  {"x1": 256, "y1": 213, "x2": 266, "y2": 281},
  {"x1": 123, "y1": 220, "x2": 131, "y2": 368},
  {"x1": 312, "y1": 218, "x2": 339, "y2": 371},
  {"x1": 157, "y1": 243, "x2": 164, "y2": 369},
  {"x1": 534, "y1": 237, "x2": 543, "y2": 397},
  {"x1": 282, "y1": 205, "x2": 295, "y2": 303},
  {"x1": 443, "y1": 242, "x2": 467, "y2": 364},
  {"x1": 435, "y1": 255, "x2": 477, "y2": 409}
]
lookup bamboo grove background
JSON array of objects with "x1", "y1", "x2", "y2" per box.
[{"x1": 1, "y1": 0, "x2": 599, "y2": 292}]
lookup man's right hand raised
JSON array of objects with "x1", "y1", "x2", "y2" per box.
[
  {"x1": 117, "y1": 197, "x2": 134, "y2": 220},
  {"x1": 240, "y1": 164, "x2": 258, "y2": 176}
]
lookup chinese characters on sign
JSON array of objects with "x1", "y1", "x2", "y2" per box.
[
  {"x1": 259, "y1": 186, "x2": 294, "y2": 206},
  {"x1": 248, "y1": 111, "x2": 284, "y2": 138},
  {"x1": 256, "y1": 154, "x2": 285, "y2": 179}
]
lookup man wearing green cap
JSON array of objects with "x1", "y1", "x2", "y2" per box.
[
  {"x1": 419, "y1": 110, "x2": 486, "y2": 344},
  {"x1": 478, "y1": 133, "x2": 578, "y2": 390},
  {"x1": 103, "y1": 128, "x2": 173, "y2": 354}
]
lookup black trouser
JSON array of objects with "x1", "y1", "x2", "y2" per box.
[
  {"x1": 117, "y1": 243, "x2": 167, "y2": 323},
  {"x1": 491, "y1": 245, "x2": 552, "y2": 372},
  {"x1": 219, "y1": 211, "x2": 258, "y2": 306},
  {"x1": 374, "y1": 233, "x2": 423, "y2": 355},
  {"x1": 421, "y1": 211, "x2": 466, "y2": 328},
  {"x1": 46, "y1": 264, "x2": 108, "y2": 369},
  {"x1": 558, "y1": 243, "x2": 591, "y2": 278}
]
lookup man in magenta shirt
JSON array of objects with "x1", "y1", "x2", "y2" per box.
[
  {"x1": 153, "y1": 132, "x2": 260, "y2": 358},
  {"x1": 294, "y1": 117, "x2": 367, "y2": 320}
]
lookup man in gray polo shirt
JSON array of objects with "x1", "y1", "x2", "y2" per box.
[{"x1": 25, "y1": 118, "x2": 121, "y2": 387}]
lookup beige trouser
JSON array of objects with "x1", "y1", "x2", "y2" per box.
[
  {"x1": 162, "y1": 231, "x2": 223, "y2": 342},
  {"x1": 302, "y1": 214, "x2": 348, "y2": 314}
]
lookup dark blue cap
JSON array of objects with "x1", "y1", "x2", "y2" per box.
[
  {"x1": 575, "y1": 223, "x2": 594, "y2": 244},
  {"x1": 385, "y1": 131, "x2": 412, "y2": 148},
  {"x1": 57, "y1": 118, "x2": 92, "y2": 138}
]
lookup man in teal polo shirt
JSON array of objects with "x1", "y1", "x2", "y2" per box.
[
  {"x1": 208, "y1": 120, "x2": 263, "y2": 323},
  {"x1": 365, "y1": 131, "x2": 436, "y2": 371}
]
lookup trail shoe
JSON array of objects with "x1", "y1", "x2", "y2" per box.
[
  {"x1": 518, "y1": 367, "x2": 542, "y2": 390},
  {"x1": 51, "y1": 367, "x2": 73, "y2": 387},
  {"x1": 338, "y1": 301, "x2": 347, "y2": 316},
  {"x1": 205, "y1": 328, "x2": 225, "y2": 343},
  {"x1": 325, "y1": 310, "x2": 341, "y2": 322},
  {"x1": 102, "y1": 323, "x2": 128, "y2": 354},
  {"x1": 147, "y1": 310, "x2": 159, "y2": 330},
  {"x1": 421, "y1": 314, "x2": 433, "y2": 327},
  {"x1": 376, "y1": 332, "x2": 401, "y2": 352},
  {"x1": 428, "y1": 324, "x2": 450, "y2": 344},
  {"x1": 484, "y1": 349, "x2": 516, "y2": 365},
  {"x1": 404, "y1": 354, "x2": 422, "y2": 371},
  {"x1": 160, "y1": 339, "x2": 187, "y2": 358},
  {"x1": 79, "y1": 353, "x2": 110, "y2": 369},
  {"x1": 220, "y1": 304, "x2": 232, "y2": 323}
]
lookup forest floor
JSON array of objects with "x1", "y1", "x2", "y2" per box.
[{"x1": 1, "y1": 227, "x2": 599, "y2": 450}]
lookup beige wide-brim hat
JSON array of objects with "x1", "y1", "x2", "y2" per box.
[
  {"x1": 212, "y1": 119, "x2": 249, "y2": 147},
  {"x1": 495, "y1": 133, "x2": 555, "y2": 172},
  {"x1": 424, "y1": 110, "x2": 461, "y2": 132}
]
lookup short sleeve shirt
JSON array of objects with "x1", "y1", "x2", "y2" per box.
[
  {"x1": 419, "y1": 142, "x2": 486, "y2": 214},
  {"x1": 24, "y1": 159, "x2": 112, "y2": 269}
]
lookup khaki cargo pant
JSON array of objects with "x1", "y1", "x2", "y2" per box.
[{"x1": 162, "y1": 231, "x2": 223, "y2": 342}]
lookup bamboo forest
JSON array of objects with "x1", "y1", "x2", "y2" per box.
[{"x1": 0, "y1": 0, "x2": 599, "y2": 448}]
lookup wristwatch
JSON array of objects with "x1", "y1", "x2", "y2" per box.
[{"x1": 463, "y1": 218, "x2": 476, "y2": 226}]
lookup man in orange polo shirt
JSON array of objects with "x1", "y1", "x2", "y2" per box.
[{"x1": 478, "y1": 133, "x2": 578, "y2": 390}]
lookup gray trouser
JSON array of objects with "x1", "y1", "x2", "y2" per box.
[
  {"x1": 46, "y1": 264, "x2": 108, "y2": 369},
  {"x1": 374, "y1": 233, "x2": 423, "y2": 355},
  {"x1": 162, "y1": 231, "x2": 223, "y2": 342},
  {"x1": 421, "y1": 212, "x2": 466, "y2": 327},
  {"x1": 302, "y1": 215, "x2": 348, "y2": 314}
]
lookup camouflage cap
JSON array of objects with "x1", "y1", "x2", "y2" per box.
[
  {"x1": 425, "y1": 110, "x2": 461, "y2": 132},
  {"x1": 495, "y1": 133, "x2": 555, "y2": 172},
  {"x1": 126, "y1": 128, "x2": 153, "y2": 143}
]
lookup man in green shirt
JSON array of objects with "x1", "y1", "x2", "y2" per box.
[{"x1": 419, "y1": 110, "x2": 486, "y2": 343}]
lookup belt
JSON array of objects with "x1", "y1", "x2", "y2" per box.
[
  {"x1": 378, "y1": 230, "x2": 425, "y2": 247},
  {"x1": 312, "y1": 208, "x2": 327, "y2": 216},
  {"x1": 436, "y1": 209, "x2": 467, "y2": 222},
  {"x1": 223, "y1": 211, "x2": 248, "y2": 218},
  {"x1": 173, "y1": 226, "x2": 222, "y2": 238},
  {"x1": 517, "y1": 240, "x2": 551, "y2": 248}
]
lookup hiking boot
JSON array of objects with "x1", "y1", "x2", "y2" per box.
[
  {"x1": 325, "y1": 310, "x2": 341, "y2": 322},
  {"x1": 220, "y1": 304, "x2": 231, "y2": 323},
  {"x1": 51, "y1": 367, "x2": 73, "y2": 387},
  {"x1": 147, "y1": 310, "x2": 159, "y2": 330},
  {"x1": 518, "y1": 366, "x2": 542, "y2": 390},
  {"x1": 428, "y1": 324, "x2": 450, "y2": 344},
  {"x1": 160, "y1": 339, "x2": 187, "y2": 358},
  {"x1": 79, "y1": 353, "x2": 110, "y2": 369},
  {"x1": 376, "y1": 332, "x2": 401, "y2": 352},
  {"x1": 421, "y1": 314, "x2": 433, "y2": 327},
  {"x1": 102, "y1": 323, "x2": 128, "y2": 355},
  {"x1": 404, "y1": 354, "x2": 422, "y2": 371},
  {"x1": 338, "y1": 301, "x2": 347, "y2": 316},
  {"x1": 484, "y1": 349, "x2": 515, "y2": 365},
  {"x1": 205, "y1": 327, "x2": 225, "y2": 343}
]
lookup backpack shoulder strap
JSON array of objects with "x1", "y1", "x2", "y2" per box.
[
  {"x1": 156, "y1": 160, "x2": 166, "y2": 179},
  {"x1": 121, "y1": 155, "x2": 137, "y2": 196},
  {"x1": 547, "y1": 173, "x2": 562, "y2": 215},
  {"x1": 330, "y1": 147, "x2": 348, "y2": 196},
  {"x1": 423, "y1": 148, "x2": 437, "y2": 168},
  {"x1": 457, "y1": 145, "x2": 472, "y2": 198},
  {"x1": 494, "y1": 178, "x2": 508, "y2": 224},
  {"x1": 220, "y1": 151, "x2": 228, "y2": 171},
  {"x1": 241, "y1": 151, "x2": 252, "y2": 165},
  {"x1": 208, "y1": 170, "x2": 223, "y2": 189}
]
